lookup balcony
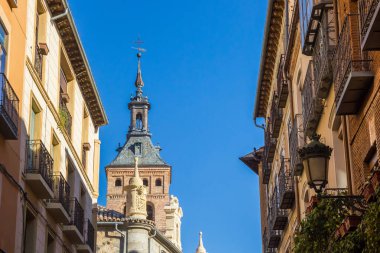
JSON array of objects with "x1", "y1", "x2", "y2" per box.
[
  {"x1": 25, "y1": 140, "x2": 54, "y2": 199},
  {"x1": 359, "y1": 0, "x2": 380, "y2": 50},
  {"x1": 59, "y1": 98, "x2": 72, "y2": 136},
  {"x1": 62, "y1": 198, "x2": 84, "y2": 244},
  {"x1": 333, "y1": 14, "x2": 374, "y2": 115},
  {"x1": 302, "y1": 61, "x2": 323, "y2": 137},
  {"x1": 289, "y1": 115, "x2": 305, "y2": 176},
  {"x1": 312, "y1": 9, "x2": 336, "y2": 99},
  {"x1": 279, "y1": 159, "x2": 295, "y2": 209},
  {"x1": 263, "y1": 227, "x2": 280, "y2": 251},
  {"x1": 0, "y1": 73, "x2": 19, "y2": 139},
  {"x1": 277, "y1": 55, "x2": 288, "y2": 108},
  {"x1": 46, "y1": 173, "x2": 70, "y2": 223},
  {"x1": 264, "y1": 128, "x2": 276, "y2": 164},
  {"x1": 77, "y1": 219, "x2": 95, "y2": 253},
  {"x1": 270, "y1": 96, "x2": 283, "y2": 139},
  {"x1": 262, "y1": 160, "x2": 271, "y2": 184},
  {"x1": 270, "y1": 189, "x2": 288, "y2": 230},
  {"x1": 299, "y1": 0, "x2": 333, "y2": 55}
]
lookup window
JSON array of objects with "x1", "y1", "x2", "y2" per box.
[
  {"x1": 34, "y1": 1, "x2": 47, "y2": 80},
  {"x1": 147, "y1": 203, "x2": 154, "y2": 221},
  {"x1": 143, "y1": 179, "x2": 148, "y2": 187},
  {"x1": 115, "y1": 178, "x2": 122, "y2": 187},
  {"x1": 136, "y1": 113, "x2": 143, "y2": 130},
  {"x1": 29, "y1": 99, "x2": 42, "y2": 140},
  {"x1": 134, "y1": 142, "x2": 142, "y2": 156},
  {"x1": 0, "y1": 24, "x2": 8, "y2": 73},
  {"x1": 51, "y1": 133, "x2": 60, "y2": 172},
  {"x1": 155, "y1": 178, "x2": 162, "y2": 186},
  {"x1": 25, "y1": 209, "x2": 37, "y2": 253},
  {"x1": 81, "y1": 108, "x2": 90, "y2": 170},
  {"x1": 46, "y1": 232, "x2": 55, "y2": 253}
]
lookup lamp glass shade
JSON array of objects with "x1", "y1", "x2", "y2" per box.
[{"x1": 304, "y1": 156, "x2": 328, "y2": 190}]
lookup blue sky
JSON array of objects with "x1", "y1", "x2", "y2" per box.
[{"x1": 69, "y1": 0, "x2": 267, "y2": 252}]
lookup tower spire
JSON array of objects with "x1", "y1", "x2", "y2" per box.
[
  {"x1": 196, "y1": 231, "x2": 207, "y2": 253},
  {"x1": 135, "y1": 52, "x2": 144, "y2": 98}
]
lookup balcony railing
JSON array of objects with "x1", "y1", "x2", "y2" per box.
[
  {"x1": 50, "y1": 173, "x2": 71, "y2": 214},
  {"x1": 299, "y1": 0, "x2": 333, "y2": 55},
  {"x1": 359, "y1": 0, "x2": 380, "y2": 50},
  {"x1": 69, "y1": 198, "x2": 84, "y2": 236},
  {"x1": 34, "y1": 44, "x2": 43, "y2": 80},
  {"x1": 312, "y1": 8, "x2": 336, "y2": 99},
  {"x1": 59, "y1": 98, "x2": 72, "y2": 137},
  {"x1": 25, "y1": 140, "x2": 53, "y2": 190},
  {"x1": 0, "y1": 73, "x2": 19, "y2": 139},
  {"x1": 262, "y1": 160, "x2": 271, "y2": 184},
  {"x1": 270, "y1": 188, "x2": 288, "y2": 230},
  {"x1": 333, "y1": 14, "x2": 373, "y2": 115},
  {"x1": 270, "y1": 96, "x2": 283, "y2": 139},
  {"x1": 279, "y1": 159, "x2": 295, "y2": 209},
  {"x1": 302, "y1": 60, "x2": 323, "y2": 137},
  {"x1": 263, "y1": 227, "x2": 279, "y2": 251},
  {"x1": 289, "y1": 115, "x2": 305, "y2": 176},
  {"x1": 86, "y1": 219, "x2": 95, "y2": 251},
  {"x1": 264, "y1": 128, "x2": 276, "y2": 164},
  {"x1": 277, "y1": 55, "x2": 288, "y2": 108}
]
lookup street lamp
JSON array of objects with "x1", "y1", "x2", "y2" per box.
[{"x1": 298, "y1": 133, "x2": 332, "y2": 194}]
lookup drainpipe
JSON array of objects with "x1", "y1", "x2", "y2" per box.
[
  {"x1": 148, "y1": 228, "x2": 157, "y2": 253},
  {"x1": 51, "y1": 8, "x2": 69, "y2": 21},
  {"x1": 97, "y1": 222, "x2": 126, "y2": 253},
  {"x1": 254, "y1": 118, "x2": 265, "y2": 130}
]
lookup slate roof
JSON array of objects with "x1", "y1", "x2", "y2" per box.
[{"x1": 108, "y1": 135, "x2": 169, "y2": 167}]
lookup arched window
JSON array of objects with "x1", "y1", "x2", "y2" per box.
[
  {"x1": 136, "y1": 113, "x2": 143, "y2": 130},
  {"x1": 155, "y1": 178, "x2": 162, "y2": 186},
  {"x1": 115, "y1": 178, "x2": 122, "y2": 187},
  {"x1": 143, "y1": 179, "x2": 149, "y2": 187},
  {"x1": 147, "y1": 203, "x2": 154, "y2": 221}
]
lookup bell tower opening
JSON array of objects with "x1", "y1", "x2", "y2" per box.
[{"x1": 136, "y1": 113, "x2": 143, "y2": 130}]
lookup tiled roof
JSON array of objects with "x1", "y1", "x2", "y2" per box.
[
  {"x1": 97, "y1": 205, "x2": 126, "y2": 222},
  {"x1": 108, "y1": 135, "x2": 169, "y2": 167}
]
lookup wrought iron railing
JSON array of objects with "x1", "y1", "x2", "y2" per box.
[
  {"x1": 0, "y1": 73, "x2": 19, "y2": 137},
  {"x1": 333, "y1": 14, "x2": 372, "y2": 106},
  {"x1": 262, "y1": 160, "x2": 271, "y2": 184},
  {"x1": 25, "y1": 140, "x2": 53, "y2": 189},
  {"x1": 264, "y1": 127, "x2": 276, "y2": 164},
  {"x1": 34, "y1": 44, "x2": 43, "y2": 80},
  {"x1": 49, "y1": 173, "x2": 70, "y2": 214},
  {"x1": 69, "y1": 198, "x2": 84, "y2": 235},
  {"x1": 269, "y1": 188, "x2": 288, "y2": 230},
  {"x1": 312, "y1": 8, "x2": 336, "y2": 99},
  {"x1": 86, "y1": 219, "x2": 95, "y2": 251},
  {"x1": 59, "y1": 98, "x2": 72, "y2": 137},
  {"x1": 277, "y1": 54, "x2": 288, "y2": 107},
  {"x1": 289, "y1": 115, "x2": 304, "y2": 176},
  {"x1": 270, "y1": 95, "x2": 283, "y2": 139},
  {"x1": 359, "y1": 0, "x2": 379, "y2": 41},
  {"x1": 302, "y1": 61, "x2": 323, "y2": 137},
  {"x1": 279, "y1": 158, "x2": 295, "y2": 209}
]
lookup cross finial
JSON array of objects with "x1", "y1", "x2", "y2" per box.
[{"x1": 132, "y1": 36, "x2": 147, "y2": 57}]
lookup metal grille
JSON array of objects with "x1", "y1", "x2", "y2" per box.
[
  {"x1": 69, "y1": 198, "x2": 84, "y2": 235},
  {"x1": 86, "y1": 219, "x2": 95, "y2": 251},
  {"x1": 25, "y1": 140, "x2": 53, "y2": 189},
  {"x1": 333, "y1": 14, "x2": 372, "y2": 105},
  {"x1": 0, "y1": 73, "x2": 19, "y2": 136},
  {"x1": 50, "y1": 173, "x2": 70, "y2": 214},
  {"x1": 277, "y1": 54, "x2": 288, "y2": 108},
  {"x1": 34, "y1": 44, "x2": 43, "y2": 80},
  {"x1": 59, "y1": 98, "x2": 72, "y2": 137},
  {"x1": 289, "y1": 115, "x2": 304, "y2": 176}
]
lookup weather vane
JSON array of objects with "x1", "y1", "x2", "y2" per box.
[{"x1": 132, "y1": 36, "x2": 147, "y2": 56}]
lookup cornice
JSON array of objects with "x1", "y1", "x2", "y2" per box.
[
  {"x1": 45, "y1": 0, "x2": 108, "y2": 127},
  {"x1": 254, "y1": 0, "x2": 285, "y2": 119}
]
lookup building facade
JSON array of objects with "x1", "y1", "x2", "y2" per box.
[
  {"x1": 97, "y1": 52, "x2": 183, "y2": 253},
  {"x1": 241, "y1": 0, "x2": 380, "y2": 252},
  {"x1": 0, "y1": 0, "x2": 107, "y2": 252}
]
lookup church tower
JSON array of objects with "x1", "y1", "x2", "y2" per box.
[{"x1": 105, "y1": 52, "x2": 178, "y2": 236}]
